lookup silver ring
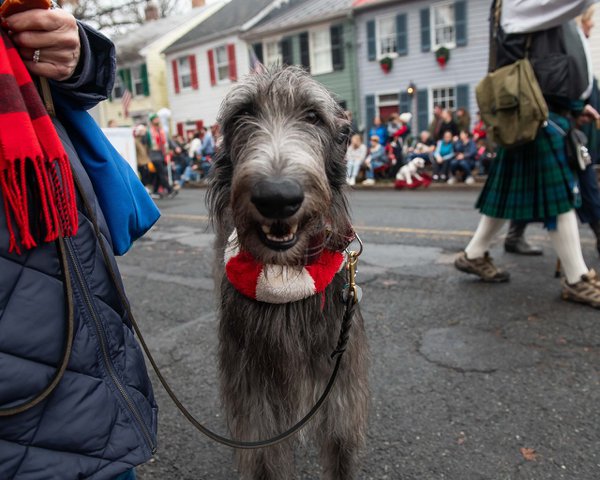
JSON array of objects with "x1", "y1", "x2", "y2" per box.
[{"x1": 33, "y1": 49, "x2": 40, "y2": 64}]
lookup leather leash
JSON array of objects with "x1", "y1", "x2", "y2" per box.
[
  {"x1": 76, "y1": 170, "x2": 364, "y2": 449},
  {"x1": 0, "y1": 235, "x2": 75, "y2": 417}
]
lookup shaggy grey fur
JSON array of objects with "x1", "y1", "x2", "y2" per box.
[{"x1": 207, "y1": 66, "x2": 369, "y2": 480}]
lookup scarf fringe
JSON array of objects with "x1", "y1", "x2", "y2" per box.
[{"x1": 1, "y1": 155, "x2": 78, "y2": 254}]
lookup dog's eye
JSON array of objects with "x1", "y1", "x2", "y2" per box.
[
  {"x1": 233, "y1": 106, "x2": 255, "y2": 121},
  {"x1": 304, "y1": 110, "x2": 321, "y2": 124}
]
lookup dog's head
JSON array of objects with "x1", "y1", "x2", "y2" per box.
[
  {"x1": 411, "y1": 157, "x2": 426, "y2": 169},
  {"x1": 207, "y1": 66, "x2": 352, "y2": 266}
]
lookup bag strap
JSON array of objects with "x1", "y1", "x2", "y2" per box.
[
  {"x1": 489, "y1": 0, "x2": 533, "y2": 69},
  {"x1": 39, "y1": 77, "x2": 56, "y2": 117},
  {"x1": 489, "y1": 0, "x2": 502, "y2": 72}
]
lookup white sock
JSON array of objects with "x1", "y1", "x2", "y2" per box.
[
  {"x1": 465, "y1": 215, "x2": 507, "y2": 259},
  {"x1": 548, "y1": 210, "x2": 589, "y2": 284}
]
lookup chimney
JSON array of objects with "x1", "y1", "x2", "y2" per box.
[
  {"x1": 145, "y1": 1, "x2": 160, "y2": 21},
  {"x1": 192, "y1": 0, "x2": 205, "y2": 7}
]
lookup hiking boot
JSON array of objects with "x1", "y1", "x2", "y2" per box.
[
  {"x1": 561, "y1": 269, "x2": 600, "y2": 309},
  {"x1": 504, "y1": 221, "x2": 543, "y2": 256},
  {"x1": 454, "y1": 251, "x2": 510, "y2": 283}
]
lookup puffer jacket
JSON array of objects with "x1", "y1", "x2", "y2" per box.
[{"x1": 0, "y1": 23, "x2": 158, "y2": 480}]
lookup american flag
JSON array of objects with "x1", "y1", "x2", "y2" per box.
[
  {"x1": 121, "y1": 88, "x2": 132, "y2": 118},
  {"x1": 248, "y1": 46, "x2": 265, "y2": 75}
]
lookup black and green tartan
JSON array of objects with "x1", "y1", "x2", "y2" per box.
[{"x1": 476, "y1": 112, "x2": 580, "y2": 225}]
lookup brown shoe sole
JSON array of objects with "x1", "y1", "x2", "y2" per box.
[
  {"x1": 561, "y1": 291, "x2": 600, "y2": 309},
  {"x1": 454, "y1": 260, "x2": 511, "y2": 283}
]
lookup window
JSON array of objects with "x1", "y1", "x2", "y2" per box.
[
  {"x1": 432, "y1": 2, "x2": 456, "y2": 49},
  {"x1": 178, "y1": 56, "x2": 192, "y2": 89},
  {"x1": 377, "y1": 16, "x2": 397, "y2": 58},
  {"x1": 215, "y1": 45, "x2": 230, "y2": 82},
  {"x1": 112, "y1": 74, "x2": 124, "y2": 99},
  {"x1": 132, "y1": 65, "x2": 145, "y2": 96},
  {"x1": 309, "y1": 28, "x2": 332, "y2": 75},
  {"x1": 263, "y1": 40, "x2": 282, "y2": 68},
  {"x1": 432, "y1": 86, "x2": 456, "y2": 110}
]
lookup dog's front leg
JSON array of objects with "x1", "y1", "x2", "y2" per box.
[{"x1": 236, "y1": 443, "x2": 296, "y2": 480}]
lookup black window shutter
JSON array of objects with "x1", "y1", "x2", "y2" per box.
[
  {"x1": 365, "y1": 94, "x2": 376, "y2": 139},
  {"x1": 420, "y1": 8, "x2": 431, "y2": 52},
  {"x1": 417, "y1": 89, "x2": 429, "y2": 133},
  {"x1": 456, "y1": 84, "x2": 469, "y2": 110},
  {"x1": 367, "y1": 20, "x2": 376, "y2": 61},
  {"x1": 396, "y1": 14, "x2": 407, "y2": 56},
  {"x1": 281, "y1": 37, "x2": 293, "y2": 66},
  {"x1": 141, "y1": 63, "x2": 150, "y2": 96},
  {"x1": 252, "y1": 42, "x2": 263, "y2": 63},
  {"x1": 331, "y1": 24, "x2": 344, "y2": 71},
  {"x1": 399, "y1": 91, "x2": 410, "y2": 116},
  {"x1": 299, "y1": 32, "x2": 310, "y2": 70},
  {"x1": 455, "y1": 1, "x2": 467, "y2": 46}
]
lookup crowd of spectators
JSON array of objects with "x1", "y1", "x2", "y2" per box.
[
  {"x1": 345, "y1": 105, "x2": 496, "y2": 186},
  {"x1": 130, "y1": 115, "x2": 220, "y2": 198}
]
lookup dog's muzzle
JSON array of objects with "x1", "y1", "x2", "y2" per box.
[{"x1": 251, "y1": 178, "x2": 304, "y2": 250}]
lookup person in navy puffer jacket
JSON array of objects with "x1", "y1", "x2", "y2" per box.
[{"x1": 0, "y1": 6, "x2": 157, "y2": 480}]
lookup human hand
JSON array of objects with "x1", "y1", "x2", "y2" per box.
[
  {"x1": 577, "y1": 104, "x2": 600, "y2": 127},
  {"x1": 3, "y1": 8, "x2": 80, "y2": 81}
]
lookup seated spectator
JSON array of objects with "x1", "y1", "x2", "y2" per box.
[
  {"x1": 448, "y1": 130, "x2": 477, "y2": 184},
  {"x1": 369, "y1": 116, "x2": 388, "y2": 146},
  {"x1": 439, "y1": 109, "x2": 459, "y2": 139},
  {"x1": 472, "y1": 111, "x2": 487, "y2": 141},
  {"x1": 433, "y1": 130, "x2": 455, "y2": 182},
  {"x1": 407, "y1": 130, "x2": 436, "y2": 164},
  {"x1": 387, "y1": 113, "x2": 401, "y2": 139},
  {"x1": 346, "y1": 133, "x2": 368, "y2": 186},
  {"x1": 393, "y1": 112, "x2": 412, "y2": 143},
  {"x1": 455, "y1": 107, "x2": 471, "y2": 134},
  {"x1": 363, "y1": 135, "x2": 389, "y2": 185}
]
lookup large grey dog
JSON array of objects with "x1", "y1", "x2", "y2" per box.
[{"x1": 207, "y1": 66, "x2": 369, "y2": 480}]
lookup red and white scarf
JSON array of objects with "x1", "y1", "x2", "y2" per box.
[
  {"x1": 0, "y1": 29, "x2": 78, "y2": 254},
  {"x1": 224, "y1": 230, "x2": 346, "y2": 304}
]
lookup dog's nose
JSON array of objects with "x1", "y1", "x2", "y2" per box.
[{"x1": 251, "y1": 179, "x2": 304, "y2": 219}]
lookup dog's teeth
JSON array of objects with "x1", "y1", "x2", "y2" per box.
[
  {"x1": 261, "y1": 225, "x2": 271, "y2": 234},
  {"x1": 266, "y1": 233, "x2": 295, "y2": 243},
  {"x1": 290, "y1": 224, "x2": 298, "y2": 234}
]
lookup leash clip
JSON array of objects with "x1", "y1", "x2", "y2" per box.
[{"x1": 343, "y1": 233, "x2": 363, "y2": 304}]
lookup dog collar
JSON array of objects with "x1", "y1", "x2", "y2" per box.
[{"x1": 224, "y1": 230, "x2": 346, "y2": 304}]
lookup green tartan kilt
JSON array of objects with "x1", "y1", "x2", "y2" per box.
[{"x1": 476, "y1": 113, "x2": 581, "y2": 222}]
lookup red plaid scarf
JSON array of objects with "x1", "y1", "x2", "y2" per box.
[{"x1": 0, "y1": 29, "x2": 78, "y2": 254}]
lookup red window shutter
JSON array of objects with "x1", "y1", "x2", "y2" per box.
[
  {"x1": 189, "y1": 55, "x2": 199, "y2": 90},
  {"x1": 207, "y1": 49, "x2": 217, "y2": 86},
  {"x1": 227, "y1": 44, "x2": 237, "y2": 81},
  {"x1": 195, "y1": 120, "x2": 204, "y2": 131},
  {"x1": 176, "y1": 122, "x2": 184, "y2": 137},
  {"x1": 172, "y1": 59, "x2": 180, "y2": 94}
]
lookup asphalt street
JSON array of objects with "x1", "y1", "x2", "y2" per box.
[{"x1": 120, "y1": 187, "x2": 600, "y2": 480}]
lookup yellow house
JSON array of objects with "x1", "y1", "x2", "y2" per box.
[{"x1": 99, "y1": 0, "x2": 225, "y2": 127}]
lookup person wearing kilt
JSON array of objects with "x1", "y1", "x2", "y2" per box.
[{"x1": 455, "y1": 0, "x2": 600, "y2": 309}]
